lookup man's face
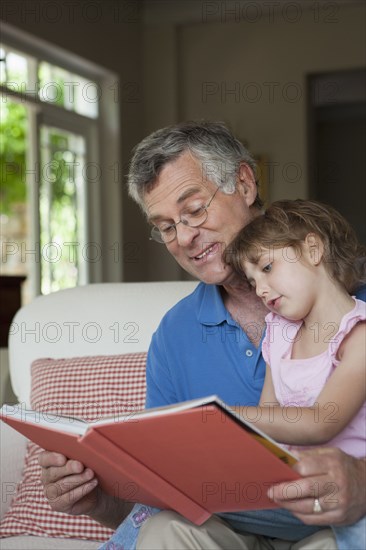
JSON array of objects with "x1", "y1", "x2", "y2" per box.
[{"x1": 144, "y1": 151, "x2": 257, "y2": 285}]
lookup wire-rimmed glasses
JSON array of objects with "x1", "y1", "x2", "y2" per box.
[{"x1": 150, "y1": 188, "x2": 219, "y2": 244}]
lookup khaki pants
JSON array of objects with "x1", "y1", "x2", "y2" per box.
[{"x1": 137, "y1": 511, "x2": 337, "y2": 550}]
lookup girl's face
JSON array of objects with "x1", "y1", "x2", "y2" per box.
[{"x1": 242, "y1": 245, "x2": 319, "y2": 321}]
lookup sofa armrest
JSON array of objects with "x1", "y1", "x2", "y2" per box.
[{"x1": 1, "y1": 419, "x2": 28, "y2": 520}]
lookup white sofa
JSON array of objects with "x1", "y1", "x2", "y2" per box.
[{"x1": 1, "y1": 281, "x2": 197, "y2": 549}]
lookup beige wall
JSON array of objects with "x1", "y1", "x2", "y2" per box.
[
  {"x1": 142, "y1": 2, "x2": 365, "y2": 280},
  {"x1": 179, "y1": 5, "x2": 365, "y2": 200},
  {"x1": 144, "y1": 4, "x2": 365, "y2": 202},
  {"x1": 2, "y1": 2, "x2": 365, "y2": 282}
]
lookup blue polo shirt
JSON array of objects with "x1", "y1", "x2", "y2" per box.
[
  {"x1": 146, "y1": 283, "x2": 366, "y2": 410},
  {"x1": 146, "y1": 282, "x2": 265, "y2": 408}
]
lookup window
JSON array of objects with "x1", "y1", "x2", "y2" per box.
[{"x1": 0, "y1": 24, "x2": 120, "y2": 302}]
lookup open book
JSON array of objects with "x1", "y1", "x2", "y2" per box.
[{"x1": 1, "y1": 396, "x2": 299, "y2": 525}]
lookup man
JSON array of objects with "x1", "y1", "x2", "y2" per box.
[{"x1": 40, "y1": 122, "x2": 366, "y2": 549}]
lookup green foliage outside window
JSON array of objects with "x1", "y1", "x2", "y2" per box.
[{"x1": 0, "y1": 102, "x2": 27, "y2": 215}]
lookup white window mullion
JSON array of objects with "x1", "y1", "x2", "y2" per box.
[
  {"x1": 84, "y1": 124, "x2": 102, "y2": 284},
  {"x1": 26, "y1": 104, "x2": 41, "y2": 298}
]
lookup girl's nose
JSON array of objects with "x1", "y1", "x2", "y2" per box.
[{"x1": 255, "y1": 280, "x2": 268, "y2": 299}]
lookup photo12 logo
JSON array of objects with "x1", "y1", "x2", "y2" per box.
[{"x1": 201, "y1": 2, "x2": 340, "y2": 24}]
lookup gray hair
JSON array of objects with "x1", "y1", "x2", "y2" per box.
[{"x1": 127, "y1": 121, "x2": 263, "y2": 212}]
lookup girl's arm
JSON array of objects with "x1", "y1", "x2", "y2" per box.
[
  {"x1": 235, "y1": 321, "x2": 366, "y2": 446},
  {"x1": 258, "y1": 364, "x2": 279, "y2": 406}
]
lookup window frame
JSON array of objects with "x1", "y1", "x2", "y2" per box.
[{"x1": 1, "y1": 22, "x2": 122, "y2": 297}]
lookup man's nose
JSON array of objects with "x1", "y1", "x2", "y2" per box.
[{"x1": 175, "y1": 222, "x2": 200, "y2": 246}]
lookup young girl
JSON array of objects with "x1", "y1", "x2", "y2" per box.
[
  {"x1": 225, "y1": 199, "x2": 366, "y2": 454},
  {"x1": 222, "y1": 198, "x2": 366, "y2": 549},
  {"x1": 101, "y1": 200, "x2": 365, "y2": 550}
]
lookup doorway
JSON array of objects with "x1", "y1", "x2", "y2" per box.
[{"x1": 307, "y1": 69, "x2": 366, "y2": 244}]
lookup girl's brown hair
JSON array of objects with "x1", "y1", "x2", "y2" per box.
[{"x1": 224, "y1": 199, "x2": 366, "y2": 293}]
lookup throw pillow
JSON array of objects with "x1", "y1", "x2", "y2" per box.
[{"x1": 0, "y1": 353, "x2": 147, "y2": 541}]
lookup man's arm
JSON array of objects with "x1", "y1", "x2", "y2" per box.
[
  {"x1": 268, "y1": 448, "x2": 366, "y2": 526},
  {"x1": 38, "y1": 451, "x2": 133, "y2": 529}
]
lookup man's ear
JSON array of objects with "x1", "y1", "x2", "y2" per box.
[
  {"x1": 304, "y1": 233, "x2": 324, "y2": 265},
  {"x1": 237, "y1": 163, "x2": 257, "y2": 207}
]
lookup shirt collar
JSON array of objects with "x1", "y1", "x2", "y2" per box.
[{"x1": 197, "y1": 283, "x2": 236, "y2": 326}]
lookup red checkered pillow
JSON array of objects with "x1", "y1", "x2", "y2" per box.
[{"x1": 0, "y1": 353, "x2": 147, "y2": 541}]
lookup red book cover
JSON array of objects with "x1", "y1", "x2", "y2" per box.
[{"x1": 1, "y1": 397, "x2": 300, "y2": 525}]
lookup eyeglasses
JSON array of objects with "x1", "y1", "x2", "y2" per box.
[{"x1": 150, "y1": 188, "x2": 219, "y2": 244}]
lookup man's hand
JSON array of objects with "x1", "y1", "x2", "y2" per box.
[
  {"x1": 39, "y1": 451, "x2": 99, "y2": 516},
  {"x1": 268, "y1": 447, "x2": 366, "y2": 526},
  {"x1": 38, "y1": 451, "x2": 133, "y2": 528}
]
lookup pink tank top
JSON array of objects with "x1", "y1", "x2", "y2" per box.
[{"x1": 262, "y1": 298, "x2": 366, "y2": 458}]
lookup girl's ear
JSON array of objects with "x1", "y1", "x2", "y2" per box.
[
  {"x1": 237, "y1": 163, "x2": 257, "y2": 207},
  {"x1": 304, "y1": 233, "x2": 324, "y2": 265}
]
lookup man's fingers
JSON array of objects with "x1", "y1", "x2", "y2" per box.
[
  {"x1": 268, "y1": 468, "x2": 346, "y2": 526},
  {"x1": 37, "y1": 451, "x2": 101, "y2": 516},
  {"x1": 44, "y1": 478, "x2": 99, "y2": 514},
  {"x1": 38, "y1": 451, "x2": 67, "y2": 468},
  {"x1": 269, "y1": 475, "x2": 341, "y2": 504},
  {"x1": 40, "y1": 458, "x2": 86, "y2": 484},
  {"x1": 292, "y1": 447, "x2": 345, "y2": 478},
  {"x1": 44, "y1": 468, "x2": 95, "y2": 496}
]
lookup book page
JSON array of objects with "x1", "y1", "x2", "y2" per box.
[
  {"x1": 91, "y1": 394, "x2": 220, "y2": 426},
  {"x1": 0, "y1": 404, "x2": 87, "y2": 435}
]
